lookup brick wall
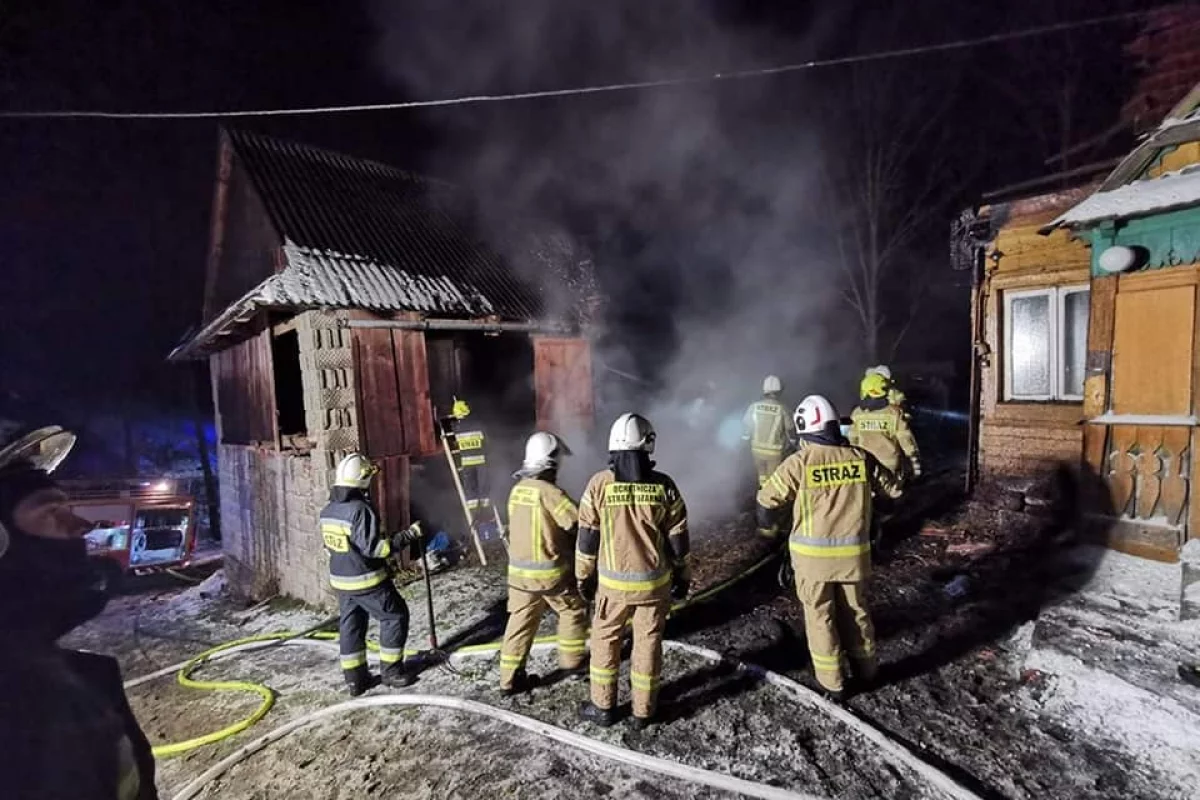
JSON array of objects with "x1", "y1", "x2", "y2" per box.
[{"x1": 215, "y1": 309, "x2": 361, "y2": 607}]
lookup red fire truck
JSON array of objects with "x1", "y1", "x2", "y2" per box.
[{"x1": 63, "y1": 478, "x2": 200, "y2": 591}]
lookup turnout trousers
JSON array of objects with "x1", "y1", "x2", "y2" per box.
[
  {"x1": 752, "y1": 451, "x2": 785, "y2": 489},
  {"x1": 337, "y1": 583, "x2": 410, "y2": 687},
  {"x1": 588, "y1": 594, "x2": 670, "y2": 719},
  {"x1": 499, "y1": 587, "x2": 588, "y2": 689},
  {"x1": 794, "y1": 578, "x2": 876, "y2": 692}
]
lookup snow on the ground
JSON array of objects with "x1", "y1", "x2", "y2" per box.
[{"x1": 1017, "y1": 546, "x2": 1200, "y2": 797}]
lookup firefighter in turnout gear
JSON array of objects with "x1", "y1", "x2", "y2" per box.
[
  {"x1": 0, "y1": 425, "x2": 158, "y2": 799},
  {"x1": 757, "y1": 396, "x2": 901, "y2": 699},
  {"x1": 439, "y1": 397, "x2": 501, "y2": 540},
  {"x1": 850, "y1": 371, "x2": 921, "y2": 486},
  {"x1": 498, "y1": 432, "x2": 589, "y2": 695},
  {"x1": 321, "y1": 453, "x2": 422, "y2": 695},
  {"x1": 743, "y1": 375, "x2": 790, "y2": 492},
  {"x1": 577, "y1": 413, "x2": 690, "y2": 730}
]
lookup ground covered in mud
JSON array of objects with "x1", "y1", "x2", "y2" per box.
[{"x1": 65, "y1": 473, "x2": 1199, "y2": 800}]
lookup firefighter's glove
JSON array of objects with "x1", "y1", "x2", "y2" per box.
[
  {"x1": 578, "y1": 574, "x2": 598, "y2": 604},
  {"x1": 391, "y1": 522, "x2": 424, "y2": 551},
  {"x1": 670, "y1": 570, "x2": 690, "y2": 601}
]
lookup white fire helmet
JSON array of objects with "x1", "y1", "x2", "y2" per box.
[
  {"x1": 608, "y1": 413, "x2": 656, "y2": 453},
  {"x1": 762, "y1": 375, "x2": 783, "y2": 394},
  {"x1": 334, "y1": 453, "x2": 379, "y2": 489},
  {"x1": 793, "y1": 395, "x2": 838, "y2": 434},
  {"x1": 522, "y1": 432, "x2": 572, "y2": 472}
]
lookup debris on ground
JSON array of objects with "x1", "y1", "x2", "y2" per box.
[{"x1": 60, "y1": 476, "x2": 1200, "y2": 800}]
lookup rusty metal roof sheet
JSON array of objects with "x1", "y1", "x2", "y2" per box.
[{"x1": 227, "y1": 128, "x2": 543, "y2": 321}]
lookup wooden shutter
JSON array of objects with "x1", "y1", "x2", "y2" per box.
[
  {"x1": 1111, "y1": 281, "x2": 1195, "y2": 416},
  {"x1": 352, "y1": 325, "x2": 438, "y2": 458}
]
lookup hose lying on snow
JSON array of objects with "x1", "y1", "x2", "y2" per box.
[
  {"x1": 128, "y1": 550, "x2": 983, "y2": 800},
  {"x1": 169, "y1": 693, "x2": 824, "y2": 800},
  {"x1": 127, "y1": 550, "x2": 780, "y2": 756},
  {"x1": 160, "y1": 637, "x2": 981, "y2": 800}
]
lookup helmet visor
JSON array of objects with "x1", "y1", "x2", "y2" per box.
[{"x1": 0, "y1": 427, "x2": 77, "y2": 474}]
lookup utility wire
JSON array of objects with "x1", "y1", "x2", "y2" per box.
[{"x1": 0, "y1": 9, "x2": 1149, "y2": 120}]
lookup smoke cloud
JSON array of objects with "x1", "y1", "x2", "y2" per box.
[{"x1": 371, "y1": 0, "x2": 865, "y2": 522}]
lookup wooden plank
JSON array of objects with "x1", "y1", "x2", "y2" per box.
[
  {"x1": 393, "y1": 329, "x2": 437, "y2": 457},
  {"x1": 352, "y1": 327, "x2": 405, "y2": 457},
  {"x1": 1160, "y1": 426, "x2": 1189, "y2": 526},
  {"x1": 1084, "y1": 275, "x2": 1118, "y2": 419},
  {"x1": 1112, "y1": 284, "x2": 1195, "y2": 415},
  {"x1": 1191, "y1": 427, "x2": 1200, "y2": 543},
  {"x1": 375, "y1": 455, "x2": 411, "y2": 557},
  {"x1": 1118, "y1": 263, "x2": 1200, "y2": 293},
  {"x1": 986, "y1": 403, "x2": 1084, "y2": 425},
  {"x1": 990, "y1": 267, "x2": 1090, "y2": 289}
]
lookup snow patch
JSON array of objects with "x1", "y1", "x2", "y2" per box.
[{"x1": 1021, "y1": 648, "x2": 1200, "y2": 793}]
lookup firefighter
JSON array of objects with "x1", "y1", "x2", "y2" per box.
[
  {"x1": 850, "y1": 371, "x2": 921, "y2": 486},
  {"x1": 498, "y1": 432, "x2": 588, "y2": 695},
  {"x1": 743, "y1": 375, "x2": 790, "y2": 492},
  {"x1": 320, "y1": 453, "x2": 423, "y2": 695},
  {"x1": 757, "y1": 396, "x2": 901, "y2": 700},
  {"x1": 577, "y1": 413, "x2": 690, "y2": 730},
  {"x1": 439, "y1": 397, "x2": 500, "y2": 540},
  {"x1": 866, "y1": 365, "x2": 907, "y2": 411},
  {"x1": 0, "y1": 425, "x2": 158, "y2": 799}
]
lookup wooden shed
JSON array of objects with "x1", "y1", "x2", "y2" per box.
[{"x1": 171, "y1": 130, "x2": 595, "y2": 604}]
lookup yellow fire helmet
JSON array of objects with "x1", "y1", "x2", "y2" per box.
[
  {"x1": 860, "y1": 371, "x2": 890, "y2": 400},
  {"x1": 450, "y1": 397, "x2": 472, "y2": 420}
]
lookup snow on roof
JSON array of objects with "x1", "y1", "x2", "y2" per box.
[
  {"x1": 262, "y1": 243, "x2": 498, "y2": 317},
  {"x1": 1050, "y1": 166, "x2": 1200, "y2": 227}
]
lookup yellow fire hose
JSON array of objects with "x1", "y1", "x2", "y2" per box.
[{"x1": 127, "y1": 550, "x2": 780, "y2": 758}]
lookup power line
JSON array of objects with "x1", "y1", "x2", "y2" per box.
[{"x1": 0, "y1": 10, "x2": 1149, "y2": 121}]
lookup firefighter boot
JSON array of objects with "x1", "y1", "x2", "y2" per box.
[
  {"x1": 500, "y1": 668, "x2": 540, "y2": 697},
  {"x1": 578, "y1": 701, "x2": 616, "y2": 727},
  {"x1": 381, "y1": 662, "x2": 417, "y2": 688},
  {"x1": 346, "y1": 672, "x2": 380, "y2": 697},
  {"x1": 627, "y1": 715, "x2": 654, "y2": 732}
]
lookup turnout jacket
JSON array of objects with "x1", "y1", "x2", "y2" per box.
[
  {"x1": 849, "y1": 401, "x2": 920, "y2": 478},
  {"x1": 757, "y1": 437, "x2": 900, "y2": 583},
  {"x1": 506, "y1": 476, "x2": 579, "y2": 593},
  {"x1": 742, "y1": 397, "x2": 789, "y2": 455},
  {"x1": 320, "y1": 491, "x2": 393, "y2": 593},
  {"x1": 576, "y1": 460, "x2": 690, "y2": 604}
]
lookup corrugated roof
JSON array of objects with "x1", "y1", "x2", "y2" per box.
[
  {"x1": 1050, "y1": 165, "x2": 1200, "y2": 227},
  {"x1": 226, "y1": 128, "x2": 544, "y2": 321}
]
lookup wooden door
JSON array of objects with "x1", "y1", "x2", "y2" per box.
[
  {"x1": 532, "y1": 337, "x2": 595, "y2": 437},
  {"x1": 1083, "y1": 267, "x2": 1199, "y2": 560}
]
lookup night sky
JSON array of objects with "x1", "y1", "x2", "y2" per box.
[{"x1": 0, "y1": 0, "x2": 1163, "y2": 426}]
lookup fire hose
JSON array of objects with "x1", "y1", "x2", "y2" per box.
[{"x1": 125, "y1": 553, "x2": 984, "y2": 800}]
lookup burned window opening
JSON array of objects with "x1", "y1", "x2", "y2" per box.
[{"x1": 272, "y1": 329, "x2": 307, "y2": 439}]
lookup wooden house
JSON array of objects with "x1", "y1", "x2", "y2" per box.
[
  {"x1": 170, "y1": 130, "x2": 594, "y2": 603},
  {"x1": 1043, "y1": 86, "x2": 1200, "y2": 561},
  {"x1": 959, "y1": 181, "x2": 1100, "y2": 493}
]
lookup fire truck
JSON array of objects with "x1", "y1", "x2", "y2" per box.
[{"x1": 63, "y1": 478, "x2": 200, "y2": 591}]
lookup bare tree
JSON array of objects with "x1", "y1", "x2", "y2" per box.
[{"x1": 819, "y1": 59, "x2": 964, "y2": 363}]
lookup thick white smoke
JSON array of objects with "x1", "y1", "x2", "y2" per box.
[{"x1": 370, "y1": 0, "x2": 865, "y2": 523}]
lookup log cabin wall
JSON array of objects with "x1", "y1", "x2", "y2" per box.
[{"x1": 975, "y1": 187, "x2": 1096, "y2": 488}]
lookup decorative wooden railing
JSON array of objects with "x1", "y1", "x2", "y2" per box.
[{"x1": 1103, "y1": 426, "x2": 1190, "y2": 524}]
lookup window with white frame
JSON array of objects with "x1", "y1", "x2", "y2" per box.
[{"x1": 1003, "y1": 285, "x2": 1089, "y2": 401}]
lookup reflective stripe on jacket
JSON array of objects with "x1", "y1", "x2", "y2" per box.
[
  {"x1": 756, "y1": 441, "x2": 899, "y2": 583},
  {"x1": 743, "y1": 398, "x2": 788, "y2": 454},
  {"x1": 848, "y1": 404, "x2": 920, "y2": 476},
  {"x1": 506, "y1": 477, "x2": 579, "y2": 592},
  {"x1": 575, "y1": 469, "x2": 689, "y2": 603},
  {"x1": 320, "y1": 497, "x2": 391, "y2": 593}
]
